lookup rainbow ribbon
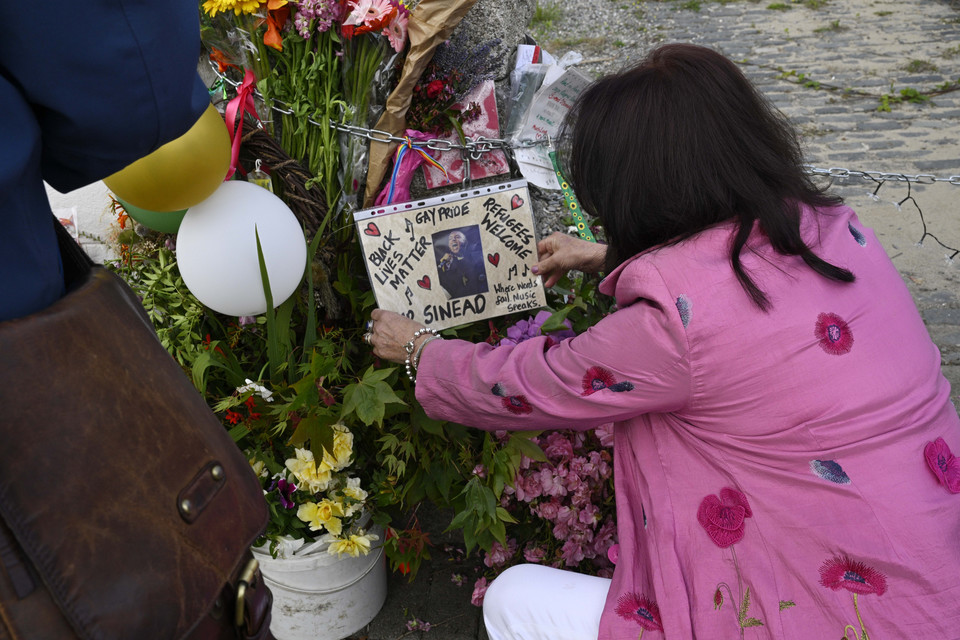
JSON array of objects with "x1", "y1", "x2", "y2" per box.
[{"x1": 385, "y1": 137, "x2": 447, "y2": 204}]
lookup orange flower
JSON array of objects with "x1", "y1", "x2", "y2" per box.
[
  {"x1": 209, "y1": 47, "x2": 240, "y2": 73},
  {"x1": 263, "y1": 5, "x2": 290, "y2": 51}
]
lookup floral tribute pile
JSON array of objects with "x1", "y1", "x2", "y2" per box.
[{"x1": 110, "y1": 0, "x2": 618, "y2": 597}]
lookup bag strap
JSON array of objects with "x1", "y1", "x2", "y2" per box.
[{"x1": 51, "y1": 215, "x2": 94, "y2": 289}]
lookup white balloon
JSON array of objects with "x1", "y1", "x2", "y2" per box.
[{"x1": 177, "y1": 180, "x2": 307, "y2": 316}]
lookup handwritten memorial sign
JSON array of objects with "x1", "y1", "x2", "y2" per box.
[{"x1": 355, "y1": 180, "x2": 547, "y2": 330}]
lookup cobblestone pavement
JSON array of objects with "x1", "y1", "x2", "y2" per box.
[{"x1": 349, "y1": 1, "x2": 960, "y2": 638}]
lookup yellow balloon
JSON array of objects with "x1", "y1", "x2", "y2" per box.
[{"x1": 104, "y1": 103, "x2": 231, "y2": 212}]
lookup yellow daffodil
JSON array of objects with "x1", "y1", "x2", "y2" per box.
[
  {"x1": 296, "y1": 498, "x2": 344, "y2": 534},
  {"x1": 328, "y1": 531, "x2": 379, "y2": 558}
]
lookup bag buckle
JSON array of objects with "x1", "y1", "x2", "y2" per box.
[{"x1": 234, "y1": 557, "x2": 260, "y2": 628}]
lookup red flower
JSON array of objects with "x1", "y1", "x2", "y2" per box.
[
  {"x1": 814, "y1": 312, "x2": 854, "y2": 355},
  {"x1": 819, "y1": 556, "x2": 887, "y2": 596},
  {"x1": 924, "y1": 437, "x2": 960, "y2": 493},
  {"x1": 614, "y1": 593, "x2": 663, "y2": 631},
  {"x1": 224, "y1": 410, "x2": 243, "y2": 425},
  {"x1": 426, "y1": 79, "x2": 445, "y2": 99},
  {"x1": 581, "y1": 366, "x2": 635, "y2": 395},
  {"x1": 697, "y1": 487, "x2": 752, "y2": 548},
  {"x1": 713, "y1": 588, "x2": 724, "y2": 610},
  {"x1": 502, "y1": 395, "x2": 533, "y2": 415}
]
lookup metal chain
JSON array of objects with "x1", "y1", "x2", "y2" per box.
[
  {"x1": 210, "y1": 63, "x2": 960, "y2": 185},
  {"x1": 802, "y1": 164, "x2": 960, "y2": 186}
]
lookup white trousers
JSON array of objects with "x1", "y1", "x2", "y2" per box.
[{"x1": 482, "y1": 564, "x2": 611, "y2": 640}]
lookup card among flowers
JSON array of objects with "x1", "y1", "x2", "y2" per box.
[
  {"x1": 355, "y1": 180, "x2": 546, "y2": 330},
  {"x1": 421, "y1": 80, "x2": 510, "y2": 189}
]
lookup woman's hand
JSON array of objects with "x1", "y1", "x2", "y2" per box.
[
  {"x1": 533, "y1": 232, "x2": 607, "y2": 288},
  {"x1": 368, "y1": 309, "x2": 427, "y2": 364}
]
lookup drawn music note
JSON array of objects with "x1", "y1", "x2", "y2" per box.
[
  {"x1": 404, "y1": 286, "x2": 414, "y2": 307},
  {"x1": 405, "y1": 218, "x2": 415, "y2": 242}
]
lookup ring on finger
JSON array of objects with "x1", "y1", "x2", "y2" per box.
[{"x1": 363, "y1": 332, "x2": 373, "y2": 345}]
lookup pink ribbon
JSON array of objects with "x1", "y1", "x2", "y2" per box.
[{"x1": 224, "y1": 69, "x2": 262, "y2": 180}]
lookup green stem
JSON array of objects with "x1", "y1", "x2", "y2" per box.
[{"x1": 853, "y1": 593, "x2": 869, "y2": 640}]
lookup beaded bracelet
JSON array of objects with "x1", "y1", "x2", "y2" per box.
[
  {"x1": 404, "y1": 327, "x2": 440, "y2": 383},
  {"x1": 413, "y1": 335, "x2": 443, "y2": 373}
]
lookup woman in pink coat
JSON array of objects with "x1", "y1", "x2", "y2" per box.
[{"x1": 368, "y1": 44, "x2": 960, "y2": 638}]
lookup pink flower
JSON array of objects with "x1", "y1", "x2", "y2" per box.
[
  {"x1": 483, "y1": 539, "x2": 517, "y2": 568},
  {"x1": 697, "y1": 487, "x2": 752, "y2": 548},
  {"x1": 815, "y1": 312, "x2": 854, "y2": 355},
  {"x1": 536, "y1": 498, "x2": 560, "y2": 521},
  {"x1": 924, "y1": 437, "x2": 960, "y2": 493},
  {"x1": 523, "y1": 545, "x2": 546, "y2": 563},
  {"x1": 595, "y1": 423, "x2": 615, "y2": 447},
  {"x1": 561, "y1": 538, "x2": 586, "y2": 566},
  {"x1": 470, "y1": 577, "x2": 488, "y2": 606},
  {"x1": 544, "y1": 432, "x2": 575, "y2": 459},
  {"x1": 472, "y1": 464, "x2": 486, "y2": 479},
  {"x1": 615, "y1": 593, "x2": 663, "y2": 631},
  {"x1": 819, "y1": 556, "x2": 887, "y2": 596},
  {"x1": 344, "y1": 0, "x2": 391, "y2": 26},
  {"x1": 383, "y1": 9, "x2": 407, "y2": 52}
]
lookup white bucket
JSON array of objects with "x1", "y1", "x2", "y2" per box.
[{"x1": 252, "y1": 525, "x2": 388, "y2": 640}]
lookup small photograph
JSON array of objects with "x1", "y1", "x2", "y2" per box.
[{"x1": 433, "y1": 225, "x2": 488, "y2": 299}]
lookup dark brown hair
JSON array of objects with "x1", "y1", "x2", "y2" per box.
[{"x1": 561, "y1": 43, "x2": 853, "y2": 310}]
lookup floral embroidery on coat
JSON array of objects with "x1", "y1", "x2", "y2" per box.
[
  {"x1": 698, "y1": 488, "x2": 764, "y2": 635},
  {"x1": 490, "y1": 383, "x2": 533, "y2": 415},
  {"x1": 614, "y1": 593, "x2": 663, "y2": 637},
  {"x1": 815, "y1": 312, "x2": 854, "y2": 355},
  {"x1": 848, "y1": 222, "x2": 867, "y2": 247},
  {"x1": 923, "y1": 437, "x2": 960, "y2": 493},
  {"x1": 810, "y1": 459, "x2": 851, "y2": 484},
  {"x1": 675, "y1": 294, "x2": 692, "y2": 328},
  {"x1": 819, "y1": 556, "x2": 887, "y2": 639},
  {"x1": 581, "y1": 366, "x2": 635, "y2": 396}
]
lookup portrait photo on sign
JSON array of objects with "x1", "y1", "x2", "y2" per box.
[
  {"x1": 354, "y1": 180, "x2": 547, "y2": 330},
  {"x1": 433, "y1": 225, "x2": 488, "y2": 299}
]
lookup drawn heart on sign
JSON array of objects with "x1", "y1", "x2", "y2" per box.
[
  {"x1": 510, "y1": 194, "x2": 524, "y2": 210},
  {"x1": 417, "y1": 276, "x2": 431, "y2": 290},
  {"x1": 487, "y1": 252, "x2": 500, "y2": 267},
  {"x1": 363, "y1": 222, "x2": 380, "y2": 236}
]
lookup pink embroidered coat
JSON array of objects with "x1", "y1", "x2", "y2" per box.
[{"x1": 415, "y1": 204, "x2": 960, "y2": 638}]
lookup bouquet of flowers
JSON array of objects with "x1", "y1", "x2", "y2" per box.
[
  {"x1": 199, "y1": 0, "x2": 410, "y2": 217},
  {"x1": 405, "y1": 33, "x2": 500, "y2": 139}
]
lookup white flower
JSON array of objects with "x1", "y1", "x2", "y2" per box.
[
  {"x1": 237, "y1": 378, "x2": 274, "y2": 402},
  {"x1": 340, "y1": 476, "x2": 368, "y2": 517}
]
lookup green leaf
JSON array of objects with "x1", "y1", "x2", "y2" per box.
[
  {"x1": 256, "y1": 228, "x2": 279, "y2": 381},
  {"x1": 778, "y1": 600, "x2": 796, "y2": 611},
  {"x1": 495, "y1": 506, "x2": 518, "y2": 524},
  {"x1": 228, "y1": 423, "x2": 249, "y2": 442},
  {"x1": 507, "y1": 433, "x2": 547, "y2": 462},
  {"x1": 742, "y1": 618, "x2": 764, "y2": 628},
  {"x1": 739, "y1": 587, "x2": 752, "y2": 622}
]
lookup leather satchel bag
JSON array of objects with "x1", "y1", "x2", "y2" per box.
[{"x1": 0, "y1": 220, "x2": 274, "y2": 639}]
